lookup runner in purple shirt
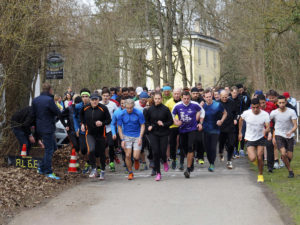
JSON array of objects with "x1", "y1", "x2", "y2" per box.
[{"x1": 172, "y1": 91, "x2": 204, "y2": 178}]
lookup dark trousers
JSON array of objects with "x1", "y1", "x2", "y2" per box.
[
  {"x1": 169, "y1": 128, "x2": 179, "y2": 161},
  {"x1": 39, "y1": 133, "x2": 57, "y2": 174},
  {"x1": 12, "y1": 128, "x2": 31, "y2": 155},
  {"x1": 145, "y1": 134, "x2": 153, "y2": 160},
  {"x1": 106, "y1": 132, "x2": 115, "y2": 162},
  {"x1": 68, "y1": 131, "x2": 80, "y2": 153},
  {"x1": 195, "y1": 131, "x2": 205, "y2": 160},
  {"x1": 79, "y1": 133, "x2": 88, "y2": 155},
  {"x1": 86, "y1": 134, "x2": 106, "y2": 170},
  {"x1": 149, "y1": 134, "x2": 168, "y2": 174},
  {"x1": 204, "y1": 132, "x2": 219, "y2": 165},
  {"x1": 180, "y1": 131, "x2": 197, "y2": 164},
  {"x1": 219, "y1": 132, "x2": 235, "y2": 161},
  {"x1": 266, "y1": 139, "x2": 274, "y2": 170}
]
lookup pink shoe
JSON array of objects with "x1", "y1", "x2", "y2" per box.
[
  {"x1": 155, "y1": 173, "x2": 161, "y2": 181},
  {"x1": 163, "y1": 162, "x2": 169, "y2": 172}
]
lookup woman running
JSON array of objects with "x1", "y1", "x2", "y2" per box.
[{"x1": 145, "y1": 92, "x2": 173, "y2": 181}]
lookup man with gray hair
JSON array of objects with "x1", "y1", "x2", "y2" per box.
[
  {"x1": 117, "y1": 98, "x2": 145, "y2": 180},
  {"x1": 219, "y1": 90, "x2": 238, "y2": 169}
]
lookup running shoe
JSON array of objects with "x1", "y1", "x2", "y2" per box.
[
  {"x1": 82, "y1": 163, "x2": 91, "y2": 174},
  {"x1": 128, "y1": 172, "x2": 134, "y2": 180},
  {"x1": 273, "y1": 162, "x2": 279, "y2": 169},
  {"x1": 179, "y1": 163, "x2": 184, "y2": 171},
  {"x1": 109, "y1": 162, "x2": 115, "y2": 172},
  {"x1": 163, "y1": 162, "x2": 169, "y2": 172},
  {"x1": 220, "y1": 154, "x2": 224, "y2": 162},
  {"x1": 227, "y1": 161, "x2": 233, "y2": 169},
  {"x1": 99, "y1": 171, "x2": 105, "y2": 180},
  {"x1": 268, "y1": 168, "x2": 273, "y2": 173},
  {"x1": 149, "y1": 160, "x2": 154, "y2": 168},
  {"x1": 288, "y1": 171, "x2": 294, "y2": 178},
  {"x1": 155, "y1": 173, "x2": 161, "y2": 181},
  {"x1": 239, "y1": 149, "x2": 245, "y2": 157},
  {"x1": 115, "y1": 156, "x2": 121, "y2": 164},
  {"x1": 184, "y1": 170, "x2": 190, "y2": 178},
  {"x1": 97, "y1": 168, "x2": 101, "y2": 176},
  {"x1": 37, "y1": 167, "x2": 44, "y2": 175},
  {"x1": 257, "y1": 175, "x2": 264, "y2": 183},
  {"x1": 198, "y1": 159, "x2": 205, "y2": 165},
  {"x1": 279, "y1": 159, "x2": 285, "y2": 168},
  {"x1": 171, "y1": 160, "x2": 177, "y2": 170},
  {"x1": 151, "y1": 169, "x2": 156, "y2": 176},
  {"x1": 134, "y1": 160, "x2": 140, "y2": 170},
  {"x1": 208, "y1": 164, "x2": 215, "y2": 172},
  {"x1": 46, "y1": 173, "x2": 60, "y2": 180},
  {"x1": 89, "y1": 168, "x2": 98, "y2": 178}
]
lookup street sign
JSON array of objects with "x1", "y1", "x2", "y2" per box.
[{"x1": 46, "y1": 52, "x2": 64, "y2": 79}]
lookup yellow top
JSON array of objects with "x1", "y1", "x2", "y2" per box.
[{"x1": 165, "y1": 97, "x2": 179, "y2": 128}]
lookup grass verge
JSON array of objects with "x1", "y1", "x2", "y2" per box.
[{"x1": 252, "y1": 144, "x2": 300, "y2": 224}]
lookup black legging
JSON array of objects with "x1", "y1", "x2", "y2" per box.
[
  {"x1": 204, "y1": 132, "x2": 219, "y2": 165},
  {"x1": 195, "y1": 131, "x2": 205, "y2": 160},
  {"x1": 148, "y1": 134, "x2": 168, "y2": 174},
  {"x1": 86, "y1": 134, "x2": 106, "y2": 170},
  {"x1": 169, "y1": 128, "x2": 179, "y2": 161},
  {"x1": 219, "y1": 132, "x2": 235, "y2": 161}
]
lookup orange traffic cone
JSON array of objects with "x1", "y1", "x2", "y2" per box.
[
  {"x1": 68, "y1": 148, "x2": 78, "y2": 173},
  {"x1": 21, "y1": 144, "x2": 27, "y2": 157}
]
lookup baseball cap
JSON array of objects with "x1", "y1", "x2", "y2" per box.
[
  {"x1": 254, "y1": 90, "x2": 263, "y2": 96},
  {"x1": 139, "y1": 91, "x2": 149, "y2": 99},
  {"x1": 90, "y1": 93, "x2": 100, "y2": 100},
  {"x1": 136, "y1": 87, "x2": 143, "y2": 95}
]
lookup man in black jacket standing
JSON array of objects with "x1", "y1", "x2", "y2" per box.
[
  {"x1": 32, "y1": 83, "x2": 61, "y2": 179},
  {"x1": 80, "y1": 93, "x2": 111, "y2": 180}
]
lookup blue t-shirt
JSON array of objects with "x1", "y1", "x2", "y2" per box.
[
  {"x1": 117, "y1": 108, "x2": 145, "y2": 137},
  {"x1": 111, "y1": 108, "x2": 124, "y2": 136},
  {"x1": 172, "y1": 101, "x2": 201, "y2": 133},
  {"x1": 203, "y1": 101, "x2": 224, "y2": 134}
]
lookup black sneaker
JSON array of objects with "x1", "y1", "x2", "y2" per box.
[
  {"x1": 171, "y1": 160, "x2": 177, "y2": 170},
  {"x1": 151, "y1": 169, "x2": 156, "y2": 176},
  {"x1": 179, "y1": 163, "x2": 184, "y2": 171},
  {"x1": 288, "y1": 171, "x2": 294, "y2": 178},
  {"x1": 268, "y1": 168, "x2": 273, "y2": 173},
  {"x1": 184, "y1": 170, "x2": 190, "y2": 178}
]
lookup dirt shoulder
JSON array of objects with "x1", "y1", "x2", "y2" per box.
[{"x1": 0, "y1": 146, "x2": 85, "y2": 225}]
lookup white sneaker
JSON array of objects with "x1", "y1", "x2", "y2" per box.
[
  {"x1": 99, "y1": 171, "x2": 105, "y2": 180},
  {"x1": 273, "y1": 162, "x2": 279, "y2": 169},
  {"x1": 227, "y1": 161, "x2": 233, "y2": 169},
  {"x1": 279, "y1": 159, "x2": 285, "y2": 168},
  {"x1": 89, "y1": 168, "x2": 98, "y2": 178}
]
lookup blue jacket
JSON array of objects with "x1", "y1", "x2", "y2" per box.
[
  {"x1": 73, "y1": 102, "x2": 85, "y2": 134},
  {"x1": 32, "y1": 92, "x2": 61, "y2": 134}
]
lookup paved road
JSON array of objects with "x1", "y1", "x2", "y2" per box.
[{"x1": 9, "y1": 157, "x2": 287, "y2": 225}]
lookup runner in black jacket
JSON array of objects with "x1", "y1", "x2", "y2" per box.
[
  {"x1": 219, "y1": 90, "x2": 238, "y2": 169},
  {"x1": 80, "y1": 93, "x2": 111, "y2": 179},
  {"x1": 145, "y1": 92, "x2": 173, "y2": 181}
]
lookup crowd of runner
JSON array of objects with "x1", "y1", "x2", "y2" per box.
[{"x1": 11, "y1": 82, "x2": 298, "y2": 182}]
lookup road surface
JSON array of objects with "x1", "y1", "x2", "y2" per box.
[{"x1": 9, "y1": 157, "x2": 289, "y2": 225}]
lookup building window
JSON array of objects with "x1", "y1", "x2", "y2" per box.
[
  {"x1": 206, "y1": 49, "x2": 209, "y2": 67},
  {"x1": 198, "y1": 47, "x2": 201, "y2": 65},
  {"x1": 198, "y1": 74, "x2": 202, "y2": 82},
  {"x1": 213, "y1": 51, "x2": 216, "y2": 68}
]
